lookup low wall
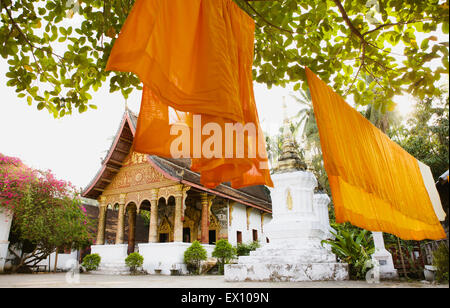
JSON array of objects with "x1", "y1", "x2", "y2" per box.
[
  {"x1": 90, "y1": 243, "x2": 215, "y2": 275},
  {"x1": 138, "y1": 242, "x2": 215, "y2": 275},
  {"x1": 91, "y1": 244, "x2": 128, "y2": 266}
]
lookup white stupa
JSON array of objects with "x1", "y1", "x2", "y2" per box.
[{"x1": 225, "y1": 101, "x2": 348, "y2": 281}]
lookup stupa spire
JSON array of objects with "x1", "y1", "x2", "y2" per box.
[{"x1": 273, "y1": 96, "x2": 306, "y2": 173}]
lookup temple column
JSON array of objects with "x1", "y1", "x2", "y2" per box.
[
  {"x1": 200, "y1": 193, "x2": 214, "y2": 244},
  {"x1": 148, "y1": 189, "x2": 159, "y2": 243},
  {"x1": 115, "y1": 194, "x2": 126, "y2": 244},
  {"x1": 173, "y1": 185, "x2": 184, "y2": 243},
  {"x1": 96, "y1": 196, "x2": 107, "y2": 245},
  {"x1": 127, "y1": 204, "x2": 137, "y2": 254}
]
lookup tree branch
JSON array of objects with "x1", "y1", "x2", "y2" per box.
[
  {"x1": 2, "y1": 1, "x2": 65, "y2": 63},
  {"x1": 243, "y1": 0, "x2": 293, "y2": 34},
  {"x1": 363, "y1": 18, "x2": 446, "y2": 36},
  {"x1": 344, "y1": 43, "x2": 365, "y2": 96},
  {"x1": 332, "y1": 0, "x2": 366, "y2": 42}
]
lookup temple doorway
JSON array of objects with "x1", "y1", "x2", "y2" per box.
[
  {"x1": 209, "y1": 230, "x2": 216, "y2": 244},
  {"x1": 183, "y1": 228, "x2": 191, "y2": 243}
]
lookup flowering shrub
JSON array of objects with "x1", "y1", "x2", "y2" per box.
[{"x1": 0, "y1": 153, "x2": 94, "y2": 272}]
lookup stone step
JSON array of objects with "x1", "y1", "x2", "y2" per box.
[
  {"x1": 238, "y1": 254, "x2": 337, "y2": 264},
  {"x1": 225, "y1": 262, "x2": 349, "y2": 282},
  {"x1": 249, "y1": 248, "x2": 331, "y2": 257}
]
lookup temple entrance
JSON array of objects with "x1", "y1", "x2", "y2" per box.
[
  {"x1": 209, "y1": 230, "x2": 216, "y2": 244},
  {"x1": 159, "y1": 233, "x2": 169, "y2": 242},
  {"x1": 183, "y1": 228, "x2": 191, "y2": 243}
]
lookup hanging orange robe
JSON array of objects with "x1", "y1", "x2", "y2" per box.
[
  {"x1": 305, "y1": 67, "x2": 446, "y2": 240},
  {"x1": 106, "y1": 0, "x2": 273, "y2": 189}
]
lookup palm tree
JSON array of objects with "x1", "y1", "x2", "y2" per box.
[{"x1": 290, "y1": 90, "x2": 321, "y2": 158}]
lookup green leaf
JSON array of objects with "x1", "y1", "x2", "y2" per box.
[
  {"x1": 37, "y1": 102, "x2": 45, "y2": 110},
  {"x1": 357, "y1": 80, "x2": 366, "y2": 92}
]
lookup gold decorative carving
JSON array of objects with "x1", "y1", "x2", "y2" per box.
[
  {"x1": 183, "y1": 214, "x2": 196, "y2": 242},
  {"x1": 246, "y1": 207, "x2": 253, "y2": 230},
  {"x1": 104, "y1": 194, "x2": 119, "y2": 206},
  {"x1": 261, "y1": 212, "x2": 269, "y2": 233},
  {"x1": 209, "y1": 213, "x2": 221, "y2": 235},
  {"x1": 158, "y1": 185, "x2": 183, "y2": 201},
  {"x1": 119, "y1": 193, "x2": 126, "y2": 205},
  {"x1": 158, "y1": 216, "x2": 173, "y2": 242},
  {"x1": 149, "y1": 188, "x2": 159, "y2": 201},
  {"x1": 107, "y1": 162, "x2": 165, "y2": 191},
  {"x1": 228, "y1": 202, "x2": 234, "y2": 226},
  {"x1": 98, "y1": 196, "x2": 107, "y2": 207},
  {"x1": 286, "y1": 188, "x2": 293, "y2": 211},
  {"x1": 185, "y1": 206, "x2": 201, "y2": 222},
  {"x1": 123, "y1": 152, "x2": 148, "y2": 167}
]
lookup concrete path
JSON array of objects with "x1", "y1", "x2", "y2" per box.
[{"x1": 0, "y1": 273, "x2": 448, "y2": 288}]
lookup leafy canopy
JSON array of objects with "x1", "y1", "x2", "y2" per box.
[{"x1": 0, "y1": 0, "x2": 448, "y2": 117}]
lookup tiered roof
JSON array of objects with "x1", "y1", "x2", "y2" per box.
[{"x1": 82, "y1": 109, "x2": 272, "y2": 212}]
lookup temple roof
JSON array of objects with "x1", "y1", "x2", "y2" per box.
[{"x1": 82, "y1": 108, "x2": 272, "y2": 212}]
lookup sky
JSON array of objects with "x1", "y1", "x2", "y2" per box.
[
  {"x1": 0, "y1": 60, "x2": 303, "y2": 190},
  {"x1": 0, "y1": 11, "x2": 447, "y2": 192},
  {"x1": 0, "y1": 60, "x2": 421, "y2": 191}
]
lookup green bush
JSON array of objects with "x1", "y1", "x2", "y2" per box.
[
  {"x1": 321, "y1": 225, "x2": 374, "y2": 280},
  {"x1": 184, "y1": 241, "x2": 207, "y2": 275},
  {"x1": 236, "y1": 241, "x2": 260, "y2": 256},
  {"x1": 81, "y1": 253, "x2": 101, "y2": 271},
  {"x1": 125, "y1": 252, "x2": 144, "y2": 274},
  {"x1": 432, "y1": 243, "x2": 449, "y2": 283},
  {"x1": 212, "y1": 239, "x2": 237, "y2": 274}
]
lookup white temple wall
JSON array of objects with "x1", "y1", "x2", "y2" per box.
[
  {"x1": 227, "y1": 203, "x2": 272, "y2": 246},
  {"x1": 0, "y1": 209, "x2": 13, "y2": 273}
]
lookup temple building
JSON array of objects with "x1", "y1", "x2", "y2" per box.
[{"x1": 81, "y1": 108, "x2": 273, "y2": 274}]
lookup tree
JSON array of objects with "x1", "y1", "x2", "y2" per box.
[
  {"x1": 212, "y1": 239, "x2": 236, "y2": 274},
  {"x1": 183, "y1": 240, "x2": 207, "y2": 275},
  {"x1": 125, "y1": 252, "x2": 144, "y2": 274},
  {"x1": 395, "y1": 94, "x2": 449, "y2": 179},
  {"x1": 0, "y1": 0, "x2": 448, "y2": 117},
  {"x1": 0, "y1": 153, "x2": 93, "y2": 273}
]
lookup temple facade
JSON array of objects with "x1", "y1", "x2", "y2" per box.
[{"x1": 82, "y1": 109, "x2": 273, "y2": 274}]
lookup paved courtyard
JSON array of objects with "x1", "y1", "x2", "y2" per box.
[{"x1": 0, "y1": 273, "x2": 448, "y2": 288}]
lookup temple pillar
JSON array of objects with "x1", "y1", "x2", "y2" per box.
[
  {"x1": 127, "y1": 204, "x2": 137, "y2": 254},
  {"x1": 173, "y1": 185, "x2": 185, "y2": 243},
  {"x1": 148, "y1": 189, "x2": 159, "y2": 243},
  {"x1": 200, "y1": 193, "x2": 214, "y2": 244},
  {"x1": 115, "y1": 194, "x2": 126, "y2": 244},
  {"x1": 174, "y1": 195, "x2": 183, "y2": 242},
  {"x1": 96, "y1": 197, "x2": 107, "y2": 245}
]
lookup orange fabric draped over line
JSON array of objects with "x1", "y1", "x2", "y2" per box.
[
  {"x1": 106, "y1": 0, "x2": 273, "y2": 189},
  {"x1": 305, "y1": 67, "x2": 446, "y2": 240}
]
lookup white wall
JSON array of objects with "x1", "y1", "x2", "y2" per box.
[
  {"x1": 0, "y1": 210, "x2": 13, "y2": 273},
  {"x1": 36, "y1": 250, "x2": 79, "y2": 271},
  {"x1": 227, "y1": 203, "x2": 272, "y2": 246},
  {"x1": 138, "y1": 242, "x2": 215, "y2": 275}
]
